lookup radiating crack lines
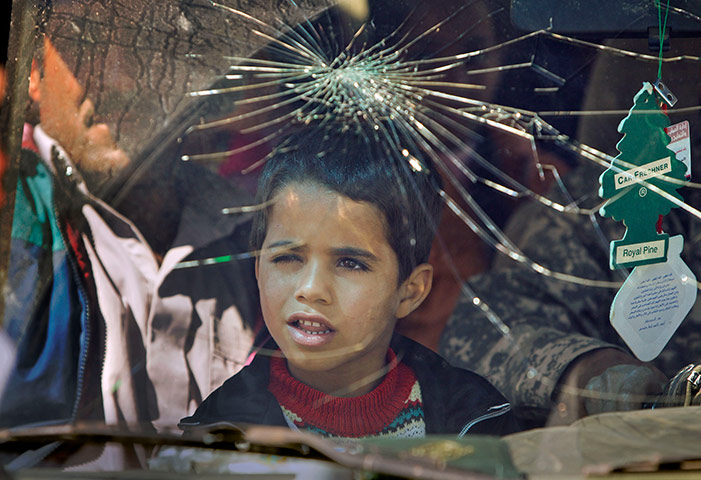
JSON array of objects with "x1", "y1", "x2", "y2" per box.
[{"x1": 171, "y1": 0, "x2": 701, "y2": 347}]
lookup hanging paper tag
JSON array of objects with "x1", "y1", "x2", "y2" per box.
[
  {"x1": 665, "y1": 121, "x2": 692, "y2": 179},
  {"x1": 610, "y1": 235, "x2": 697, "y2": 361}
]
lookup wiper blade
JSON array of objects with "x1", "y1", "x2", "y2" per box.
[{"x1": 1, "y1": 424, "x2": 514, "y2": 479}]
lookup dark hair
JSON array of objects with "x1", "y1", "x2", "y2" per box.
[{"x1": 250, "y1": 130, "x2": 443, "y2": 282}]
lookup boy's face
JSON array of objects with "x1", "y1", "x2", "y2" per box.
[
  {"x1": 29, "y1": 38, "x2": 129, "y2": 176},
  {"x1": 256, "y1": 181, "x2": 427, "y2": 395}
]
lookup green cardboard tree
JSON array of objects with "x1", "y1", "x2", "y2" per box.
[{"x1": 599, "y1": 82, "x2": 687, "y2": 270}]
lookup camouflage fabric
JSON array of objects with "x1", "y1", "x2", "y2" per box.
[{"x1": 439, "y1": 159, "x2": 701, "y2": 425}]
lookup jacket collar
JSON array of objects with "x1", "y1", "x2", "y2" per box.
[
  {"x1": 180, "y1": 336, "x2": 427, "y2": 432},
  {"x1": 179, "y1": 350, "x2": 285, "y2": 432},
  {"x1": 180, "y1": 335, "x2": 516, "y2": 436}
]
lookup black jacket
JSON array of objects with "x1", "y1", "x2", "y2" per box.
[{"x1": 179, "y1": 335, "x2": 520, "y2": 437}]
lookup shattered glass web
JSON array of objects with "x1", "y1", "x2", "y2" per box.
[
  {"x1": 168, "y1": 0, "x2": 701, "y2": 386},
  {"x1": 179, "y1": 5, "x2": 701, "y2": 263}
]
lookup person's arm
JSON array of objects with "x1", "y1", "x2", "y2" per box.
[
  {"x1": 440, "y1": 191, "x2": 626, "y2": 425},
  {"x1": 441, "y1": 267, "x2": 619, "y2": 424}
]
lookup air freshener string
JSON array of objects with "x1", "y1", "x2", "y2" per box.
[{"x1": 657, "y1": 0, "x2": 671, "y2": 80}]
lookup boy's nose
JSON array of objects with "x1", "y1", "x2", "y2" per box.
[{"x1": 295, "y1": 262, "x2": 331, "y2": 305}]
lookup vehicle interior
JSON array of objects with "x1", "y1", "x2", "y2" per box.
[{"x1": 1, "y1": 0, "x2": 700, "y2": 478}]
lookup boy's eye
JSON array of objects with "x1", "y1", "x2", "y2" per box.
[
  {"x1": 337, "y1": 257, "x2": 370, "y2": 272},
  {"x1": 271, "y1": 254, "x2": 301, "y2": 264}
]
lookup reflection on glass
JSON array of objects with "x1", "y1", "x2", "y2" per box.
[{"x1": 1, "y1": 0, "x2": 701, "y2": 476}]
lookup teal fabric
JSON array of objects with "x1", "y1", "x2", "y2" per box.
[
  {"x1": 12, "y1": 153, "x2": 65, "y2": 253},
  {"x1": 0, "y1": 149, "x2": 88, "y2": 429}
]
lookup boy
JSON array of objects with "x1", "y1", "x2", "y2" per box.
[{"x1": 179, "y1": 131, "x2": 518, "y2": 439}]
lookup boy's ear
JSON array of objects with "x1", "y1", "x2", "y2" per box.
[
  {"x1": 254, "y1": 256, "x2": 260, "y2": 281},
  {"x1": 395, "y1": 263, "x2": 433, "y2": 319},
  {"x1": 28, "y1": 59, "x2": 42, "y2": 103}
]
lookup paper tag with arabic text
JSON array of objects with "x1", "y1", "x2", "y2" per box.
[{"x1": 610, "y1": 235, "x2": 697, "y2": 361}]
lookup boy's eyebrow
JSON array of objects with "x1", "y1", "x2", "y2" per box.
[
  {"x1": 264, "y1": 242, "x2": 379, "y2": 262},
  {"x1": 332, "y1": 247, "x2": 379, "y2": 262},
  {"x1": 266, "y1": 240, "x2": 304, "y2": 252}
]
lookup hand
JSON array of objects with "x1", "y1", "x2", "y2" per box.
[
  {"x1": 31, "y1": 38, "x2": 130, "y2": 182},
  {"x1": 548, "y1": 348, "x2": 666, "y2": 426},
  {"x1": 584, "y1": 364, "x2": 666, "y2": 415}
]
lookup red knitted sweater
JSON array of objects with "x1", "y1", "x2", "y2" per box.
[{"x1": 268, "y1": 350, "x2": 425, "y2": 438}]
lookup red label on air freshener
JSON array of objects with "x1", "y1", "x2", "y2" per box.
[{"x1": 666, "y1": 121, "x2": 691, "y2": 179}]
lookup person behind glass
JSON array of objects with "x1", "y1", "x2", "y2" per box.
[
  {"x1": 0, "y1": 35, "x2": 159, "y2": 468},
  {"x1": 439, "y1": 38, "x2": 701, "y2": 428},
  {"x1": 2, "y1": 31, "x2": 258, "y2": 442},
  {"x1": 180, "y1": 130, "x2": 519, "y2": 439},
  {"x1": 1, "y1": 34, "x2": 149, "y2": 427}
]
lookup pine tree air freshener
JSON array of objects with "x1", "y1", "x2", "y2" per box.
[{"x1": 599, "y1": 82, "x2": 697, "y2": 361}]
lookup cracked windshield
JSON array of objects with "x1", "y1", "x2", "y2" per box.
[{"x1": 0, "y1": 0, "x2": 700, "y2": 477}]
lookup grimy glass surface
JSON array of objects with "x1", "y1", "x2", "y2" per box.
[{"x1": 1, "y1": 0, "x2": 700, "y2": 476}]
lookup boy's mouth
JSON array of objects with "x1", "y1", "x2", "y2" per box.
[
  {"x1": 292, "y1": 318, "x2": 334, "y2": 334},
  {"x1": 287, "y1": 315, "x2": 336, "y2": 346}
]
